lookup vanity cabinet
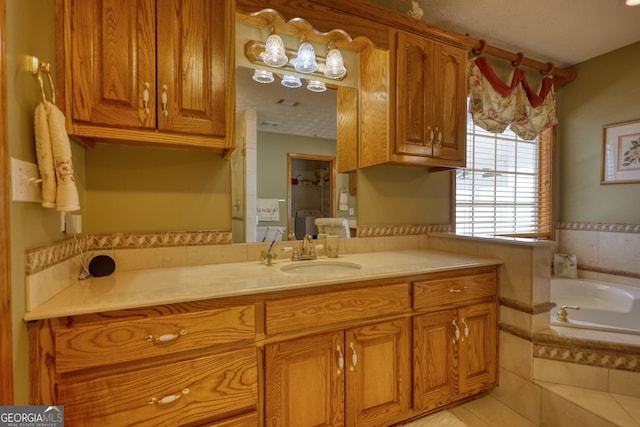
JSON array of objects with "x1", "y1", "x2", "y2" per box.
[
  {"x1": 412, "y1": 271, "x2": 498, "y2": 412},
  {"x1": 56, "y1": 0, "x2": 234, "y2": 152},
  {"x1": 264, "y1": 283, "x2": 411, "y2": 426},
  {"x1": 30, "y1": 303, "x2": 258, "y2": 426}
]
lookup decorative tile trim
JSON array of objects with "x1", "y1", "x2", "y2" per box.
[
  {"x1": 500, "y1": 296, "x2": 555, "y2": 315},
  {"x1": 533, "y1": 343, "x2": 640, "y2": 373},
  {"x1": 26, "y1": 230, "x2": 233, "y2": 275},
  {"x1": 356, "y1": 223, "x2": 452, "y2": 237},
  {"x1": 558, "y1": 221, "x2": 640, "y2": 233}
]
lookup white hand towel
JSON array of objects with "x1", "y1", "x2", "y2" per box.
[
  {"x1": 34, "y1": 103, "x2": 57, "y2": 208},
  {"x1": 257, "y1": 198, "x2": 279, "y2": 221},
  {"x1": 46, "y1": 101, "x2": 80, "y2": 212},
  {"x1": 338, "y1": 190, "x2": 348, "y2": 211}
]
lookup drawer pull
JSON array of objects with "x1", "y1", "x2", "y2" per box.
[
  {"x1": 449, "y1": 287, "x2": 467, "y2": 293},
  {"x1": 349, "y1": 341, "x2": 358, "y2": 372},
  {"x1": 161, "y1": 84, "x2": 169, "y2": 117},
  {"x1": 148, "y1": 387, "x2": 189, "y2": 405},
  {"x1": 337, "y1": 345, "x2": 344, "y2": 375},
  {"x1": 145, "y1": 329, "x2": 187, "y2": 343}
]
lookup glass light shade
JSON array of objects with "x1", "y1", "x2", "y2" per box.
[
  {"x1": 293, "y1": 42, "x2": 318, "y2": 73},
  {"x1": 281, "y1": 74, "x2": 302, "y2": 88},
  {"x1": 306, "y1": 80, "x2": 326, "y2": 92},
  {"x1": 324, "y1": 47, "x2": 347, "y2": 79},
  {"x1": 262, "y1": 34, "x2": 288, "y2": 67},
  {"x1": 252, "y1": 69, "x2": 275, "y2": 84}
]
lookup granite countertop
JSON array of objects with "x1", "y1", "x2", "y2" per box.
[{"x1": 24, "y1": 249, "x2": 502, "y2": 321}]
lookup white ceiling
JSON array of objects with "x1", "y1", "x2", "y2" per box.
[{"x1": 236, "y1": 0, "x2": 640, "y2": 140}]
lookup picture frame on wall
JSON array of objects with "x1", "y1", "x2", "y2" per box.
[{"x1": 601, "y1": 118, "x2": 640, "y2": 184}]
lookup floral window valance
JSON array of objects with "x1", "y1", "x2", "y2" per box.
[{"x1": 468, "y1": 57, "x2": 557, "y2": 140}]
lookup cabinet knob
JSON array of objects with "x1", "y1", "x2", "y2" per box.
[{"x1": 161, "y1": 84, "x2": 169, "y2": 117}]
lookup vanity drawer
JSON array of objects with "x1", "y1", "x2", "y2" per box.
[
  {"x1": 266, "y1": 283, "x2": 410, "y2": 335},
  {"x1": 58, "y1": 347, "x2": 257, "y2": 427},
  {"x1": 55, "y1": 304, "x2": 255, "y2": 373},
  {"x1": 413, "y1": 272, "x2": 497, "y2": 311}
]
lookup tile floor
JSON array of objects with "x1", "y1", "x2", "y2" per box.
[{"x1": 398, "y1": 386, "x2": 640, "y2": 427}]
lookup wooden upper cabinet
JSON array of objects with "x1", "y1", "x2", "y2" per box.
[
  {"x1": 394, "y1": 30, "x2": 467, "y2": 166},
  {"x1": 57, "y1": 0, "x2": 234, "y2": 152}
]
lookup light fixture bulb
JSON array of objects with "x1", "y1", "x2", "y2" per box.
[
  {"x1": 293, "y1": 42, "x2": 318, "y2": 73},
  {"x1": 281, "y1": 74, "x2": 302, "y2": 88},
  {"x1": 324, "y1": 47, "x2": 347, "y2": 79},
  {"x1": 307, "y1": 80, "x2": 327, "y2": 92},
  {"x1": 262, "y1": 33, "x2": 288, "y2": 67},
  {"x1": 252, "y1": 69, "x2": 275, "y2": 84},
  {"x1": 626, "y1": 0, "x2": 640, "y2": 5}
]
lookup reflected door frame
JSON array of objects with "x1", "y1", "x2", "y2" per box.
[{"x1": 287, "y1": 153, "x2": 336, "y2": 239}]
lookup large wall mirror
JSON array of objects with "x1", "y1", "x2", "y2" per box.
[{"x1": 232, "y1": 20, "x2": 359, "y2": 243}]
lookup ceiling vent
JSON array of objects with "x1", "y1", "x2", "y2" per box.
[
  {"x1": 260, "y1": 120, "x2": 280, "y2": 128},
  {"x1": 277, "y1": 99, "x2": 299, "y2": 107}
]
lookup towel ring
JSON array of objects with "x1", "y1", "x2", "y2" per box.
[
  {"x1": 29, "y1": 56, "x2": 56, "y2": 105},
  {"x1": 471, "y1": 39, "x2": 487, "y2": 57},
  {"x1": 540, "y1": 62, "x2": 556, "y2": 77}
]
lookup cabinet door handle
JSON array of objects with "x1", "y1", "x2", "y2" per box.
[
  {"x1": 436, "y1": 129, "x2": 443, "y2": 146},
  {"x1": 161, "y1": 84, "x2": 169, "y2": 117},
  {"x1": 449, "y1": 286, "x2": 467, "y2": 293},
  {"x1": 428, "y1": 126, "x2": 434, "y2": 144},
  {"x1": 337, "y1": 345, "x2": 344, "y2": 375},
  {"x1": 145, "y1": 329, "x2": 187, "y2": 343},
  {"x1": 349, "y1": 341, "x2": 358, "y2": 372},
  {"x1": 148, "y1": 387, "x2": 189, "y2": 405},
  {"x1": 452, "y1": 319, "x2": 460, "y2": 343},
  {"x1": 461, "y1": 317, "x2": 470, "y2": 339},
  {"x1": 142, "y1": 82, "x2": 151, "y2": 115}
]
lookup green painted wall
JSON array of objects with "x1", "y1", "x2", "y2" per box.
[{"x1": 557, "y1": 42, "x2": 640, "y2": 224}]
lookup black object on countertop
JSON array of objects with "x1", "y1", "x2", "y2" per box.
[{"x1": 88, "y1": 255, "x2": 116, "y2": 277}]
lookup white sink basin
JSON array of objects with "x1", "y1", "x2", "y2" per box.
[{"x1": 280, "y1": 260, "x2": 363, "y2": 275}]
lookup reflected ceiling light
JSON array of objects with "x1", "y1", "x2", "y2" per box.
[
  {"x1": 293, "y1": 37, "x2": 318, "y2": 74},
  {"x1": 281, "y1": 74, "x2": 302, "y2": 88},
  {"x1": 307, "y1": 80, "x2": 327, "y2": 92},
  {"x1": 626, "y1": 0, "x2": 640, "y2": 5},
  {"x1": 252, "y1": 69, "x2": 275, "y2": 84},
  {"x1": 262, "y1": 30, "x2": 288, "y2": 67},
  {"x1": 324, "y1": 42, "x2": 347, "y2": 79}
]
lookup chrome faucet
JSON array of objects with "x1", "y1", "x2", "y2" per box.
[
  {"x1": 291, "y1": 234, "x2": 317, "y2": 261},
  {"x1": 556, "y1": 305, "x2": 580, "y2": 322}
]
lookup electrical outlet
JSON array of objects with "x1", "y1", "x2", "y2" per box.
[{"x1": 11, "y1": 158, "x2": 42, "y2": 203}]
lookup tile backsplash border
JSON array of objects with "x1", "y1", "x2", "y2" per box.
[{"x1": 25, "y1": 224, "x2": 452, "y2": 276}]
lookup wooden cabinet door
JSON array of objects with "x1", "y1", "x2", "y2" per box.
[
  {"x1": 395, "y1": 31, "x2": 434, "y2": 157},
  {"x1": 458, "y1": 302, "x2": 497, "y2": 396},
  {"x1": 412, "y1": 310, "x2": 457, "y2": 412},
  {"x1": 431, "y1": 43, "x2": 467, "y2": 162},
  {"x1": 156, "y1": 0, "x2": 228, "y2": 136},
  {"x1": 69, "y1": 0, "x2": 156, "y2": 129},
  {"x1": 346, "y1": 318, "x2": 410, "y2": 427},
  {"x1": 265, "y1": 332, "x2": 345, "y2": 427}
]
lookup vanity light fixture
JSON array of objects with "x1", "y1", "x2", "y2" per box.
[
  {"x1": 252, "y1": 69, "x2": 275, "y2": 84},
  {"x1": 281, "y1": 74, "x2": 302, "y2": 88},
  {"x1": 626, "y1": 0, "x2": 640, "y2": 5},
  {"x1": 324, "y1": 42, "x2": 347, "y2": 79},
  {"x1": 306, "y1": 80, "x2": 327, "y2": 92},
  {"x1": 292, "y1": 37, "x2": 318, "y2": 74},
  {"x1": 262, "y1": 30, "x2": 288, "y2": 67}
]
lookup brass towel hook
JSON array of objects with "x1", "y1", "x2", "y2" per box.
[{"x1": 28, "y1": 56, "x2": 56, "y2": 105}]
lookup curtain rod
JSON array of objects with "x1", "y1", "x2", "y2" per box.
[{"x1": 467, "y1": 37, "x2": 577, "y2": 86}]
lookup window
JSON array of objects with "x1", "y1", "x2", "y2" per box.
[{"x1": 455, "y1": 112, "x2": 554, "y2": 239}]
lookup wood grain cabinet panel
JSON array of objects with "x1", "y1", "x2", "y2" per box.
[
  {"x1": 413, "y1": 272, "x2": 497, "y2": 311},
  {"x1": 58, "y1": 347, "x2": 257, "y2": 427},
  {"x1": 54, "y1": 304, "x2": 255, "y2": 373},
  {"x1": 393, "y1": 30, "x2": 467, "y2": 167},
  {"x1": 57, "y1": 0, "x2": 234, "y2": 151},
  {"x1": 265, "y1": 283, "x2": 410, "y2": 335}
]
